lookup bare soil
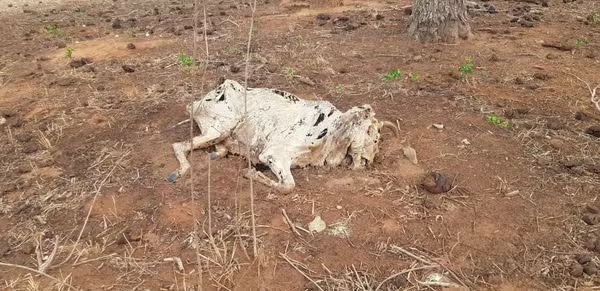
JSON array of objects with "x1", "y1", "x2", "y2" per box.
[{"x1": 1, "y1": 0, "x2": 600, "y2": 290}]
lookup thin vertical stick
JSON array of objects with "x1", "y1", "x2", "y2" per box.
[
  {"x1": 190, "y1": 0, "x2": 211, "y2": 288},
  {"x1": 243, "y1": 0, "x2": 259, "y2": 258}
]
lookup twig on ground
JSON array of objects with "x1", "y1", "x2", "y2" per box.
[
  {"x1": 564, "y1": 71, "x2": 600, "y2": 112},
  {"x1": 374, "y1": 265, "x2": 439, "y2": 291},
  {"x1": 280, "y1": 253, "x2": 324, "y2": 291},
  {"x1": 281, "y1": 208, "x2": 302, "y2": 237},
  {"x1": 0, "y1": 262, "x2": 78, "y2": 290},
  {"x1": 38, "y1": 235, "x2": 60, "y2": 273},
  {"x1": 72, "y1": 253, "x2": 117, "y2": 267},
  {"x1": 171, "y1": 119, "x2": 190, "y2": 128},
  {"x1": 389, "y1": 245, "x2": 436, "y2": 266}
]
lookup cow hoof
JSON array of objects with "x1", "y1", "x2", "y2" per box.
[{"x1": 167, "y1": 172, "x2": 178, "y2": 183}]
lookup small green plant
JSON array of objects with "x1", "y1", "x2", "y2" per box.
[
  {"x1": 409, "y1": 72, "x2": 418, "y2": 80},
  {"x1": 383, "y1": 68, "x2": 402, "y2": 81},
  {"x1": 178, "y1": 52, "x2": 194, "y2": 67},
  {"x1": 487, "y1": 114, "x2": 508, "y2": 128},
  {"x1": 65, "y1": 47, "x2": 73, "y2": 58},
  {"x1": 576, "y1": 36, "x2": 587, "y2": 46},
  {"x1": 335, "y1": 84, "x2": 344, "y2": 89},
  {"x1": 286, "y1": 67, "x2": 296, "y2": 76},
  {"x1": 458, "y1": 56, "x2": 474, "y2": 83},
  {"x1": 46, "y1": 24, "x2": 59, "y2": 34}
]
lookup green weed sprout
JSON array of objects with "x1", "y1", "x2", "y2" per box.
[
  {"x1": 409, "y1": 72, "x2": 418, "y2": 80},
  {"x1": 178, "y1": 52, "x2": 194, "y2": 67},
  {"x1": 383, "y1": 68, "x2": 402, "y2": 81},
  {"x1": 458, "y1": 57, "x2": 474, "y2": 83},
  {"x1": 286, "y1": 67, "x2": 296, "y2": 75},
  {"x1": 65, "y1": 47, "x2": 73, "y2": 58},
  {"x1": 487, "y1": 114, "x2": 508, "y2": 128},
  {"x1": 576, "y1": 36, "x2": 587, "y2": 46}
]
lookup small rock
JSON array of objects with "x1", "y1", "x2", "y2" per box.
[
  {"x1": 413, "y1": 55, "x2": 423, "y2": 61},
  {"x1": 489, "y1": 54, "x2": 500, "y2": 62},
  {"x1": 585, "y1": 125, "x2": 600, "y2": 138},
  {"x1": 266, "y1": 63, "x2": 279, "y2": 73},
  {"x1": 316, "y1": 13, "x2": 330, "y2": 21},
  {"x1": 308, "y1": 216, "x2": 326, "y2": 233},
  {"x1": 585, "y1": 204, "x2": 600, "y2": 214},
  {"x1": 575, "y1": 253, "x2": 592, "y2": 264},
  {"x1": 575, "y1": 111, "x2": 589, "y2": 121},
  {"x1": 14, "y1": 133, "x2": 32, "y2": 142},
  {"x1": 548, "y1": 139, "x2": 565, "y2": 150},
  {"x1": 432, "y1": 123, "x2": 444, "y2": 129},
  {"x1": 584, "y1": 239, "x2": 596, "y2": 251},
  {"x1": 122, "y1": 65, "x2": 135, "y2": 73},
  {"x1": 126, "y1": 43, "x2": 136, "y2": 49},
  {"x1": 56, "y1": 41, "x2": 67, "y2": 49},
  {"x1": 375, "y1": 14, "x2": 384, "y2": 20},
  {"x1": 496, "y1": 100, "x2": 506, "y2": 107},
  {"x1": 583, "y1": 263, "x2": 598, "y2": 275},
  {"x1": 17, "y1": 165, "x2": 31, "y2": 174},
  {"x1": 403, "y1": 146, "x2": 418, "y2": 164},
  {"x1": 22, "y1": 145, "x2": 38, "y2": 154},
  {"x1": 562, "y1": 160, "x2": 582, "y2": 168},
  {"x1": 336, "y1": 205, "x2": 342, "y2": 210},
  {"x1": 546, "y1": 53, "x2": 559, "y2": 60},
  {"x1": 0, "y1": 117, "x2": 6, "y2": 126},
  {"x1": 545, "y1": 118, "x2": 563, "y2": 130},
  {"x1": 582, "y1": 213, "x2": 600, "y2": 225},
  {"x1": 533, "y1": 72, "x2": 551, "y2": 80},
  {"x1": 8, "y1": 4, "x2": 13, "y2": 8},
  {"x1": 68, "y1": 58, "x2": 93, "y2": 68},
  {"x1": 515, "y1": 77, "x2": 525, "y2": 85},
  {"x1": 230, "y1": 65, "x2": 240, "y2": 73},
  {"x1": 421, "y1": 171, "x2": 452, "y2": 194},
  {"x1": 112, "y1": 18, "x2": 122, "y2": 29},
  {"x1": 571, "y1": 263, "x2": 584, "y2": 277}
]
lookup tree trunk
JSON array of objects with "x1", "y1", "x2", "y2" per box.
[{"x1": 408, "y1": 0, "x2": 472, "y2": 43}]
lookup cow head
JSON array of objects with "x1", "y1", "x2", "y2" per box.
[{"x1": 347, "y1": 105, "x2": 399, "y2": 168}]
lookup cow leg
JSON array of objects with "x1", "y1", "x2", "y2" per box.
[
  {"x1": 168, "y1": 128, "x2": 228, "y2": 182},
  {"x1": 243, "y1": 153, "x2": 295, "y2": 194},
  {"x1": 210, "y1": 144, "x2": 229, "y2": 160}
]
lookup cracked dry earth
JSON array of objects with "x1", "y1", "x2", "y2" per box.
[{"x1": 1, "y1": 0, "x2": 600, "y2": 290}]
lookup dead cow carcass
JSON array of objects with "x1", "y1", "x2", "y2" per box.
[{"x1": 169, "y1": 79, "x2": 398, "y2": 193}]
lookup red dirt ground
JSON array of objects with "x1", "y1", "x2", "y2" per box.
[{"x1": 1, "y1": 0, "x2": 600, "y2": 290}]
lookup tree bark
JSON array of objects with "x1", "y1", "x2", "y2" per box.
[{"x1": 408, "y1": 0, "x2": 472, "y2": 44}]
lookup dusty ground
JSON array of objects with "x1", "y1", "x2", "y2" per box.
[{"x1": 1, "y1": 0, "x2": 600, "y2": 290}]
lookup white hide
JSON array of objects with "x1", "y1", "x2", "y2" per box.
[{"x1": 170, "y1": 79, "x2": 395, "y2": 193}]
